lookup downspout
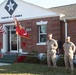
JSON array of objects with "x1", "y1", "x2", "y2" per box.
[{"x1": 64, "y1": 19, "x2": 68, "y2": 42}]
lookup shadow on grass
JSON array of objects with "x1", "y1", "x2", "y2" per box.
[
  {"x1": 0, "y1": 63, "x2": 48, "y2": 74},
  {"x1": 0, "y1": 63, "x2": 76, "y2": 75}
]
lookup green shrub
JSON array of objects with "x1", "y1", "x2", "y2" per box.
[
  {"x1": 24, "y1": 55, "x2": 40, "y2": 64},
  {"x1": 57, "y1": 55, "x2": 65, "y2": 66},
  {"x1": 23, "y1": 54, "x2": 65, "y2": 66},
  {"x1": 29, "y1": 50, "x2": 38, "y2": 55},
  {"x1": 40, "y1": 56, "x2": 47, "y2": 65}
]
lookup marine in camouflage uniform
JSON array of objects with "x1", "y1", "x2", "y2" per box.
[
  {"x1": 46, "y1": 34, "x2": 58, "y2": 69},
  {"x1": 63, "y1": 36, "x2": 75, "y2": 74}
]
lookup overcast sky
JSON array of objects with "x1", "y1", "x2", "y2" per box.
[{"x1": 0, "y1": 0, "x2": 76, "y2": 8}]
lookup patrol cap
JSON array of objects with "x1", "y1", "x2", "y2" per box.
[{"x1": 66, "y1": 36, "x2": 70, "y2": 39}]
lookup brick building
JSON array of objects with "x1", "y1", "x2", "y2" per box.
[
  {"x1": 49, "y1": 4, "x2": 76, "y2": 44},
  {"x1": 1, "y1": 0, "x2": 76, "y2": 55},
  {"x1": 0, "y1": 0, "x2": 61, "y2": 54},
  {"x1": 49, "y1": 4, "x2": 76, "y2": 54}
]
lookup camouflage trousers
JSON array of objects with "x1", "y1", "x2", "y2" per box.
[
  {"x1": 64, "y1": 54, "x2": 74, "y2": 71},
  {"x1": 47, "y1": 50, "x2": 57, "y2": 68}
]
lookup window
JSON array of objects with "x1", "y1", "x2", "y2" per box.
[
  {"x1": 39, "y1": 25, "x2": 46, "y2": 42},
  {"x1": 36, "y1": 21, "x2": 48, "y2": 45}
]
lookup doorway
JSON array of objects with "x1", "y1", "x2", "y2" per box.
[{"x1": 7, "y1": 26, "x2": 19, "y2": 52}]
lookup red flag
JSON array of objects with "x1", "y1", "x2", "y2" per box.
[
  {"x1": 14, "y1": 17, "x2": 28, "y2": 38},
  {"x1": 22, "y1": 42, "x2": 26, "y2": 47},
  {"x1": 0, "y1": 24, "x2": 6, "y2": 34},
  {"x1": 14, "y1": 17, "x2": 20, "y2": 35}
]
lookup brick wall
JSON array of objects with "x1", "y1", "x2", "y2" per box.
[
  {"x1": 61, "y1": 20, "x2": 76, "y2": 45},
  {"x1": 67, "y1": 20, "x2": 76, "y2": 45},
  {"x1": 21, "y1": 16, "x2": 61, "y2": 53},
  {"x1": 61, "y1": 20, "x2": 76, "y2": 54},
  {"x1": 0, "y1": 16, "x2": 61, "y2": 53}
]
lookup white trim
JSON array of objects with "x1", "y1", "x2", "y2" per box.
[
  {"x1": 37, "y1": 21, "x2": 47, "y2": 43},
  {"x1": 10, "y1": 48, "x2": 23, "y2": 53},
  {"x1": 60, "y1": 16, "x2": 76, "y2": 20},
  {"x1": 10, "y1": 51, "x2": 18, "y2": 53},
  {"x1": 19, "y1": 49, "x2": 22, "y2": 53},
  {"x1": 20, "y1": 52, "x2": 29, "y2": 54},
  {"x1": 36, "y1": 43, "x2": 46, "y2": 45},
  {"x1": 0, "y1": 15, "x2": 58, "y2": 23},
  {"x1": 36, "y1": 21, "x2": 48, "y2": 25},
  {"x1": 4, "y1": 23, "x2": 15, "y2": 26},
  {"x1": 40, "y1": 33, "x2": 47, "y2": 35}
]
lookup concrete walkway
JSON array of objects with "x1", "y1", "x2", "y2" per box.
[{"x1": 0, "y1": 63, "x2": 11, "y2": 66}]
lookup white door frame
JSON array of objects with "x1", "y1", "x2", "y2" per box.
[
  {"x1": 9, "y1": 26, "x2": 18, "y2": 52},
  {"x1": 2, "y1": 23, "x2": 21, "y2": 53}
]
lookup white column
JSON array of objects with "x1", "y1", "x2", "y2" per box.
[
  {"x1": 64, "y1": 19, "x2": 68, "y2": 42},
  {"x1": 1, "y1": 26, "x2": 7, "y2": 53},
  {"x1": 19, "y1": 36, "x2": 22, "y2": 53}
]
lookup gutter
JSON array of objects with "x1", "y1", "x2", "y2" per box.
[{"x1": 64, "y1": 19, "x2": 68, "y2": 42}]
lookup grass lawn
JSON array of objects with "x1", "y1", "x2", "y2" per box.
[{"x1": 0, "y1": 63, "x2": 76, "y2": 75}]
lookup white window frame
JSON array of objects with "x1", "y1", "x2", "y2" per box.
[{"x1": 36, "y1": 21, "x2": 48, "y2": 45}]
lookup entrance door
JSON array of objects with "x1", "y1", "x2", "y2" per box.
[{"x1": 8, "y1": 26, "x2": 19, "y2": 52}]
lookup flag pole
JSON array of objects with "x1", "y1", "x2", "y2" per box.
[
  {"x1": 16, "y1": 34, "x2": 19, "y2": 62},
  {"x1": 18, "y1": 35, "x2": 19, "y2": 53},
  {"x1": 19, "y1": 36, "x2": 21, "y2": 53}
]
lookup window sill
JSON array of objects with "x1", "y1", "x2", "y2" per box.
[{"x1": 36, "y1": 43, "x2": 46, "y2": 45}]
